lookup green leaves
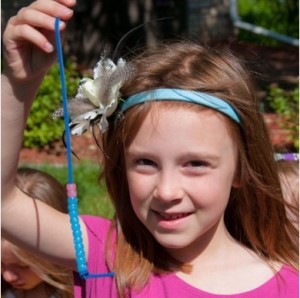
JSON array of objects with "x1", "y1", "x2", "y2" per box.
[
  {"x1": 267, "y1": 85, "x2": 299, "y2": 150},
  {"x1": 238, "y1": 0, "x2": 299, "y2": 46},
  {"x1": 24, "y1": 60, "x2": 80, "y2": 148}
]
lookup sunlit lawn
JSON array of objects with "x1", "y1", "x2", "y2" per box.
[{"x1": 19, "y1": 160, "x2": 114, "y2": 219}]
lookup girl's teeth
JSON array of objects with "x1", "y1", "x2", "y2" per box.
[{"x1": 161, "y1": 213, "x2": 188, "y2": 220}]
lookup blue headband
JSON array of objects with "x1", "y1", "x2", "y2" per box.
[{"x1": 121, "y1": 88, "x2": 241, "y2": 125}]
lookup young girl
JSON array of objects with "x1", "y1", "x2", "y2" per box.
[
  {"x1": 2, "y1": 0, "x2": 298, "y2": 297},
  {"x1": 2, "y1": 168, "x2": 74, "y2": 298}
]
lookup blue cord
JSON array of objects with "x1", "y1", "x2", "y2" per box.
[
  {"x1": 54, "y1": 17, "x2": 115, "y2": 279},
  {"x1": 54, "y1": 18, "x2": 73, "y2": 183}
]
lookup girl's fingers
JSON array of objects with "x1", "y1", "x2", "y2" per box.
[
  {"x1": 9, "y1": 0, "x2": 74, "y2": 30},
  {"x1": 12, "y1": 24, "x2": 56, "y2": 53},
  {"x1": 11, "y1": 9, "x2": 67, "y2": 32},
  {"x1": 3, "y1": 0, "x2": 76, "y2": 54},
  {"x1": 11, "y1": 7, "x2": 71, "y2": 29},
  {"x1": 30, "y1": 0, "x2": 74, "y2": 21},
  {"x1": 50, "y1": 0, "x2": 76, "y2": 7}
]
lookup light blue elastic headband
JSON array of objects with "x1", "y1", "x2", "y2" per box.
[{"x1": 121, "y1": 88, "x2": 241, "y2": 125}]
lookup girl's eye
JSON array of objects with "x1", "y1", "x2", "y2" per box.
[
  {"x1": 133, "y1": 158, "x2": 157, "y2": 174},
  {"x1": 136, "y1": 159, "x2": 156, "y2": 167},
  {"x1": 186, "y1": 160, "x2": 208, "y2": 167}
]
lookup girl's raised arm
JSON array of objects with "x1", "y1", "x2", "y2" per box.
[{"x1": 1, "y1": 0, "x2": 88, "y2": 270}]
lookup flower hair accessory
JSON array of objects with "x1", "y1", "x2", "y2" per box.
[{"x1": 54, "y1": 55, "x2": 134, "y2": 135}]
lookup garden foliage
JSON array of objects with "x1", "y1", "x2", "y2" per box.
[
  {"x1": 24, "y1": 60, "x2": 80, "y2": 148},
  {"x1": 238, "y1": 0, "x2": 299, "y2": 46},
  {"x1": 267, "y1": 85, "x2": 299, "y2": 150}
]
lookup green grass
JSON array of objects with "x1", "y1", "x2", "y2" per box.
[{"x1": 19, "y1": 160, "x2": 114, "y2": 218}]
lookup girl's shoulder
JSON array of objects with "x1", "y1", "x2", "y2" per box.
[
  {"x1": 278, "y1": 264, "x2": 299, "y2": 283},
  {"x1": 245, "y1": 264, "x2": 299, "y2": 297},
  {"x1": 137, "y1": 265, "x2": 299, "y2": 298}
]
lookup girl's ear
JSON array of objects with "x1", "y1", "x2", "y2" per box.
[
  {"x1": 232, "y1": 177, "x2": 241, "y2": 188},
  {"x1": 232, "y1": 168, "x2": 241, "y2": 188}
]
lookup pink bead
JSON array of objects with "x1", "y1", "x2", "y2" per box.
[{"x1": 67, "y1": 183, "x2": 77, "y2": 197}]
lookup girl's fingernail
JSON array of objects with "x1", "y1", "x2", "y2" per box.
[
  {"x1": 68, "y1": 0, "x2": 77, "y2": 6},
  {"x1": 45, "y1": 42, "x2": 54, "y2": 53},
  {"x1": 59, "y1": 21, "x2": 66, "y2": 29},
  {"x1": 63, "y1": 7, "x2": 73, "y2": 15}
]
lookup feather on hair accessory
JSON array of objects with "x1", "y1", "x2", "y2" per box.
[{"x1": 54, "y1": 55, "x2": 134, "y2": 135}]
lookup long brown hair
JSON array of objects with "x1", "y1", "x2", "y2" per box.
[
  {"x1": 100, "y1": 41, "x2": 298, "y2": 296},
  {"x1": 14, "y1": 168, "x2": 74, "y2": 298}
]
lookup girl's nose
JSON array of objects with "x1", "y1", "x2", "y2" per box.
[
  {"x1": 154, "y1": 170, "x2": 183, "y2": 202},
  {"x1": 2, "y1": 269, "x2": 19, "y2": 283}
]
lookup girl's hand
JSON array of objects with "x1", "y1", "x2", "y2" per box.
[{"x1": 2, "y1": 0, "x2": 76, "y2": 83}]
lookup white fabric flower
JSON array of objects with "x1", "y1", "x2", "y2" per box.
[{"x1": 58, "y1": 56, "x2": 134, "y2": 135}]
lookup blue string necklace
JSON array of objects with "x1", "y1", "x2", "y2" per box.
[{"x1": 54, "y1": 17, "x2": 115, "y2": 279}]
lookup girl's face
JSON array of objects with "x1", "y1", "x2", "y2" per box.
[
  {"x1": 125, "y1": 107, "x2": 239, "y2": 259},
  {"x1": 1, "y1": 241, "x2": 43, "y2": 290}
]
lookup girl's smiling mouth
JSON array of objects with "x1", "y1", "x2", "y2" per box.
[
  {"x1": 158, "y1": 212, "x2": 192, "y2": 220},
  {"x1": 153, "y1": 211, "x2": 193, "y2": 229}
]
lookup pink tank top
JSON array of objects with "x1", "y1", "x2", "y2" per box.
[{"x1": 74, "y1": 216, "x2": 299, "y2": 297}]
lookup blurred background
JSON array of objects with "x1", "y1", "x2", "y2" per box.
[{"x1": 2, "y1": 0, "x2": 299, "y2": 66}]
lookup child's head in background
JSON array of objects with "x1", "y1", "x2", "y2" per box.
[
  {"x1": 1, "y1": 168, "x2": 73, "y2": 298},
  {"x1": 2, "y1": 239, "x2": 44, "y2": 290},
  {"x1": 15, "y1": 167, "x2": 68, "y2": 211},
  {"x1": 277, "y1": 159, "x2": 299, "y2": 227},
  {"x1": 2, "y1": 238, "x2": 72, "y2": 298}
]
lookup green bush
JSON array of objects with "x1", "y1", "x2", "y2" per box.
[
  {"x1": 267, "y1": 85, "x2": 299, "y2": 150},
  {"x1": 238, "y1": 0, "x2": 299, "y2": 46},
  {"x1": 24, "y1": 60, "x2": 80, "y2": 148}
]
